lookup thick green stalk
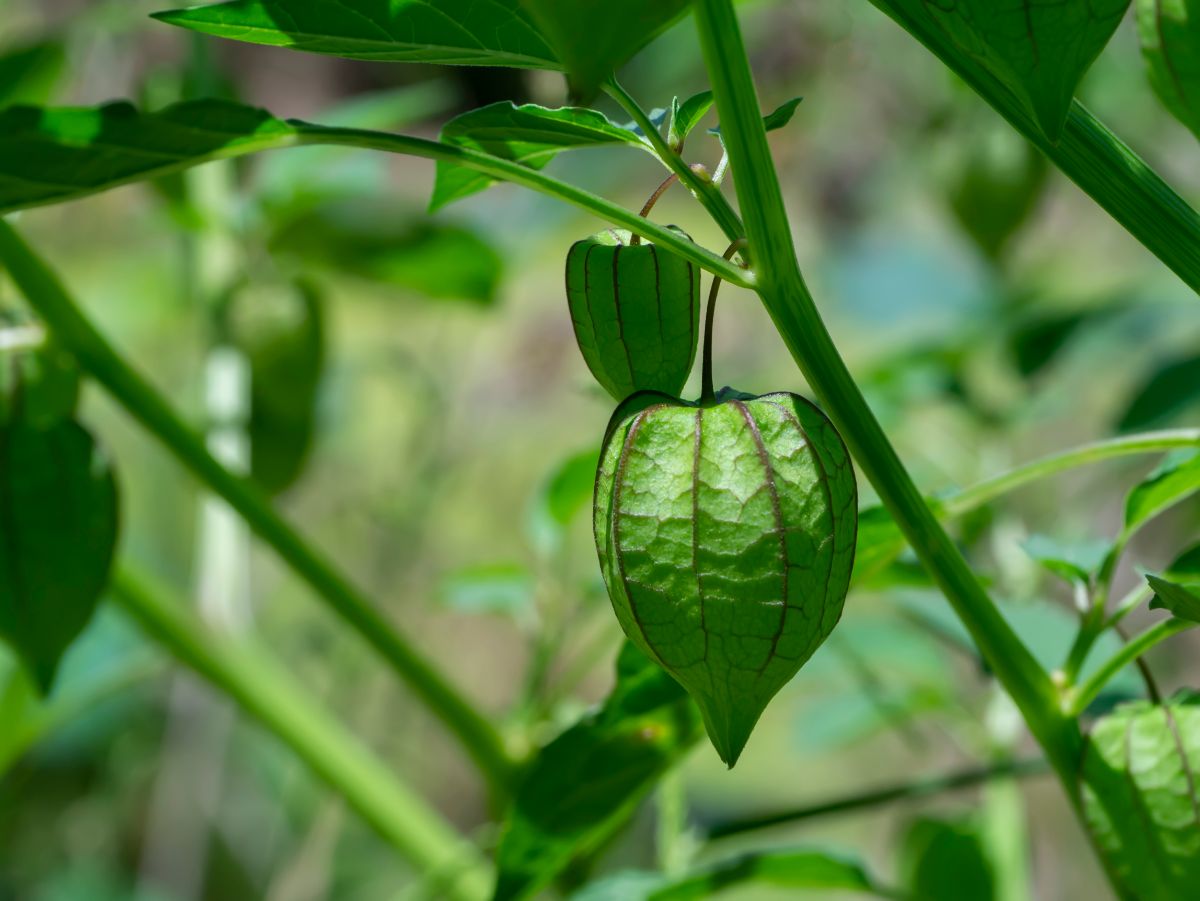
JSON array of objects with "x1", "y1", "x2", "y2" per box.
[
  {"x1": 110, "y1": 566, "x2": 492, "y2": 901},
  {"x1": 603, "y1": 79, "x2": 747, "y2": 248},
  {"x1": 867, "y1": 0, "x2": 1200, "y2": 296},
  {"x1": 1069, "y1": 618, "x2": 1195, "y2": 715},
  {"x1": 0, "y1": 220, "x2": 514, "y2": 793},
  {"x1": 692, "y1": 0, "x2": 1080, "y2": 783}
]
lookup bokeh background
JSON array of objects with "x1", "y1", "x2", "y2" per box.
[{"x1": 2, "y1": 1, "x2": 1199, "y2": 899}]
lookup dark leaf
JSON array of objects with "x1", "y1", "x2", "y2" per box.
[
  {"x1": 431, "y1": 102, "x2": 648, "y2": 210},
  {"x1": 269, "y1": 203, "x2": 504, "y2": 304},
  {"x1": 0, "y1": 420, "x2": 118, "y2": 691},
  {"x1": 492, "y1": 642, "x2": 701, "y2": 901},
  {"x1": 1146, "y1": 575, "x2": 1200, "y2": 623},
  {"x1": 900, "y1": 816, "x2": 996, "y2": 901},
  {"x1": 709, "y1": 97, "x2": 802, "y2": 142},
  {"x1": 1117, "y1": 354, "x2": 1200, "y2": 431},
  {"x1": 0, "y1": 41, "x2": 65, "y2": 108}
]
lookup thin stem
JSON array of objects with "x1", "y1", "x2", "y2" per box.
[
  {"x1": 1114, "y1": 622, "x2": 1164, "y2": 705},
  {"x1": 603, "y1": 78, "x2": 747, "y2": 253},
  {"x1": 701, "y1": 238, "x2": 749, "y2": 402},
  {"x1": 692, "y1": 0, "x2": 1079, "y2": 784},
  {"x1": 941, "y1": 430, "x2": 1200, "y2": 518},
  {"x1": 0, "y1": 220, "x2": 516, "y2": 794},
  {"x1": 0, "y1": 122, "x2": 751, "y2": 290},
  {"x1": 631, "y1": 173, "x2": 679, "y2": 245},
  {"x1": 707, "y1": 757, "x2": 1048, "y2": 839},
  {"x1": 867, "y1": 1, "x2": 1200, "y2": 296},
  {"x1": 1069, "y1": 619, "x2": 1194, "y2": 716},
  {"x1": 1107, "y1": 583, "x2": 1155, "y2": 629},
  {"x1": 109, "y1": 565, "x2": 492, "y2": 901}
]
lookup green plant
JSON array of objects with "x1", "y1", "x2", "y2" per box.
[{"x1": 2, "y1": 1, "x2": 1200, "y2": 899}]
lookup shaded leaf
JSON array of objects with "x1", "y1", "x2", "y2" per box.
[
  {"x1": 431, "y1": 102, "x2": 648, "y2": 210},
  {"x1": 518, "y1": 0, "x2": 691, "y2": 100},
  {"x1": 0, "y1": 41, "x2": 65, "y2": 108},
  {"x1": 0, "y1": 326, "x2": 79, "y2": 429},
  {"x1": 0, "y1": 420, "x2": 118, "y2": 691},
  {"x1": 1147, "y1": 574, "x2": 1200, "y2": 623},
  {"x1": 154, "y1": 0, "x2": 559, "y2": 69},
  {"x1": 1117, "y1": 353, "x2": 1200, "y2": 431},
  {"x1": 1022, "y1": 534, "x2": 1109, "y2": 585},
  {"x1": 0, "y1": 100, "x2": 296, "y2": 214},
  {"x1": 900, "y1": 816, "x2": 996, "y2": 901},
  {"x1": 1137, "y1": 0, "x2": 1200, "y2": 139},
  {"x1": 1081, "y1": 692, "x2": 1200, "y2": 900},
  {"x1": 1124, "y1": 450, "x2": 1200, "y2": 534},
  {"x1": 916, "y1": 0, "x2": 1130, "y2": 140},
  {"x1": 668, "y1": 90, "x2": 714, "y2": 150},
  {"x1": 1007, "y1": 309, "x2": 1091, "y2": 378},
  {"x1": 269, "y1": 202, "x2": 503, "y2": 304},
  {"x1": 541, "y1": 447, "x2": 601, "y2": 528},
  {"x1": 1166, "y1": 542, "x2": 1200, "y2": 578},
  {"x1": 229, "y1": 279, "x2": 325, "y2": 495},
  {"x1": 492, "y1": 642, "x2": 701, "y2": 901}
]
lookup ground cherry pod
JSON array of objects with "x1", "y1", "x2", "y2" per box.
[
  {"x1": 593, "y1": 387, "x2": 857, "y2": 765},
  {"x1": 566, "y1": 227, "x2": 700, "y2": 401}
]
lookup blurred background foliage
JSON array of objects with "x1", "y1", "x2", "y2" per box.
[{"x1": 1, "y1": 1, "x2": 1198, "y2": 899}]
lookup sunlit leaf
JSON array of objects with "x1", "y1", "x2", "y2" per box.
[
  {"x1": 1081, "y1": 692, "x2": 1200, "y2": 899},
  {"x1": 153, "y1": 0, "x2": 559, "y2": 69},
  {"x1": 0, "y1": 420, "x2": 118, "y2": 691},
  {"x1": 431, "y1": 102, "x2": 648, "y2": 210},
  {"x1": 0, "y1": 100, "x2": 295, "y2": 213},
  {"x1": 668, "y1": 90, "x2": 714, "y2": 150},
  {"x1": 492, "y1": 642, "x2": 701, "y2": 901},
  {"x1": 1124, "y1": 450, "x2": 1200, "y2": 534},
  {"x1": 1146, "y1": 575, "x2": 1200, "y2": 623},
  {"x1": 518, "y1": 0, "x2": 691, "y2": 99},
  {"x1": 1137, "y1": 0, "x2": 1200, "y2": 139},
  {"x1": 891, "y1": 0, "x2": 1130, "y2": 141}
]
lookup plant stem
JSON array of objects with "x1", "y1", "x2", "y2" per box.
[
  {"x1": 707, "y1": 757, "x2": 1048, "y2": 839},
  {"x1": 1069, "y1": 618, "x2": 1194, "y2": 716},
  {"x1": 941, "y1": 430, "x2": 1200, "y2": 518},
  {"x1": 603, "y1": 78, "x2": 747, "y2": 251},
  {"x1": 0, "y1": 220, "x2": 515, "y2": 795},
  {"x1": 109, "y1": 565, "x2": 492, "y2": 901},
  {"x1": 692, "y1": 0, "x2": 1079, "y2": 783},
  {"x1": 866, "y1": 0, "x2": 1200, "y2": 296},
  {"x1": 631, "y1": 173, "x2": 679, "y2": 245},
  {"x1": 700, "y1": 238, "x2": 749, "y2": 403}
]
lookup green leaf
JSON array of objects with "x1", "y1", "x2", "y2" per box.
[
  {"x1": 518, "y1": 0, "x2": 691, "y2": 100},
  {"x1": 668, "y1": 90, "x2": 714, "y2": 150},
  {"x1": 1080, "y1": 692, "x2": 1200, "y2": 900},
  {"x1": 911, "y1": 0, "x2": 1130, "y2": 141},
  {"x1": 1137, "y1": 0, "x2": 1200, "y2": 139},
  {"x1": 229, "y1": 279, "x2": 325, "y2": 495},
  {"x1": 708, "y1": 96, "x2": 802, "y2": 142},
  {"x1": 431, "y1": 102, "x2": 648, "y2": 210},
  {"x1": 153, "y1": 0, "x2": 559, "y2": 69},
  {"x1": 0, "y1": 41, "x2": 65, "y2": 108},
  {"x1": 0, "y1": 326, "x2": 79, "y2": 429},
  {"x1": 269, "y1": 202, "x2": 504, "y2": 304},
  {"x1": 900, "y1": 816, "x2": 996, "y2": 901},
  {"x1": 1124, "y1": 450, "x2": 1200, "y2": 535},
  {"x1": 1166, "y1": 542, "x2": 1200, "y2": 578},
  {"x1": 1022, "y1": 534, "x2": 1109, "y2": 585},
  {"x1": 649, "y1": 848, "x2": 890, "y2": 900},
  {"x1": 0, "y1": 100, "x2": 296, "y2": 214},
  {"x1": 1117, "y1": 354, "x2": 1200, "y2": 431},
  {"x1": 492, "y1": 641, "x2": 701, "y2": 901},
  {"x1": 1147, "y1": 575, "x2": 1200, "y2": 623},
  {"x1": 439, "y1": 562, "x2": 533, "y2": 619},
  {"x1": 0, "y1": 419, "x2": 118, "y2": 691},
  {"x1": 541, "y1": 447, "x2": 601, "y2": 528},
  {"x1": 850, "y1": 505, "x2": 909, "y2": 585}
]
